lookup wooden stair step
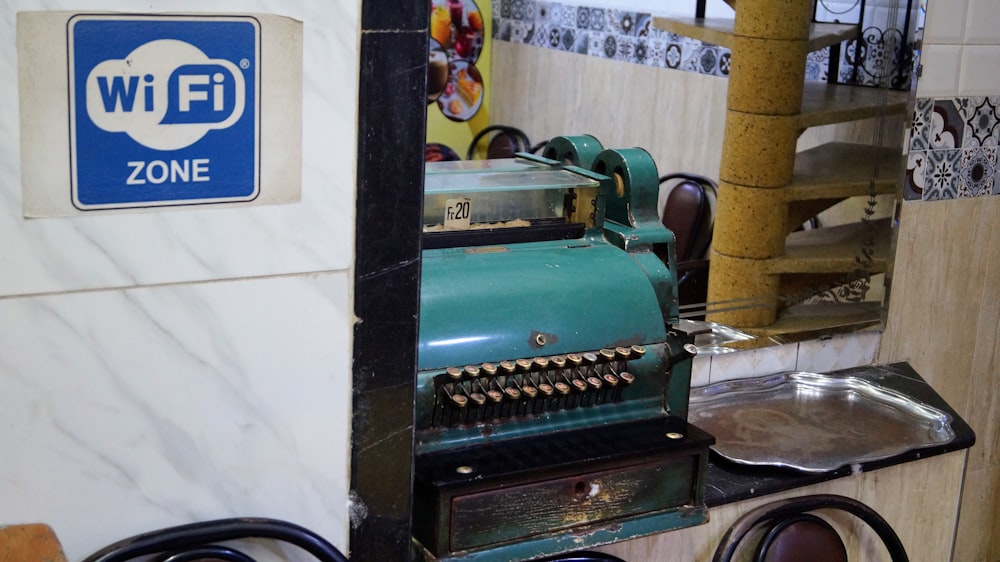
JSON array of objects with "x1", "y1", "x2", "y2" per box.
[
  {"x1": 763, "y1": 217, "x2": 892, "y2": 274},
  {"x1": 798, "y1": 82, "x2": 909, "y2": 129},
  {"x1": 652, "y1": 17, "x2": 857, "y2": 52},
  {"x1": 786, "y1": 142, "x2": 902, "y2": 202},
  {"x1": 745, "y1": 301, "x2": 882, "y2": 339}
]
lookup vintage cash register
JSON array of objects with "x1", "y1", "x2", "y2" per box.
[{"x1": 412, "y1": 137, "x2": 714, "y2": 561}]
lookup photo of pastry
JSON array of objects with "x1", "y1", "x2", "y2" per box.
[
  {"x1": 429, "y1": 0, "x2": 484, "y2": 64},
  {"x1": 436, "y1": 59, "x2": 483, "y2": 122}
]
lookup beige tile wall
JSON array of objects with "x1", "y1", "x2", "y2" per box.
[
  {"x1": 880, "y1": 196, "x2": 1000, "y2": 561},
  {"x1": 882, "y1": 0, "x2": 1000, "y2": 555},
  {"x1": 491, "y1": 41, "x2": 728, "y2": 179},
  {"x1": 597, "y1": 450, "x2": 968, "y2": 562}
]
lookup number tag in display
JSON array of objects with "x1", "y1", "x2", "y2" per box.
[{"x1": 444, "y1": 197, "x2": 472, "y2": 229}]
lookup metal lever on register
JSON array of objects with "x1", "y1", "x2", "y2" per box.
[{"x1": 669, "y1": 342, "x2": 699, "y2": 368}]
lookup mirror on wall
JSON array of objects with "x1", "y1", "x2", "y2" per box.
[{"x1": 484, "y1": 0, "x2": 925, "y2": 348}]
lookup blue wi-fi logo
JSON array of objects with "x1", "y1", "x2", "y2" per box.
[{"x1": 69, "y1": 15, "x2": 260, "y2": 210}]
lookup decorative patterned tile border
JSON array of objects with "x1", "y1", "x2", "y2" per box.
[
  {"x1": 905, "y1": 96, "x2": 1000, "y2": 201},
  {"x1": 492, "y1": 0, "x2": 733, "y2": 77},
  {"x1": 492, "y1": 0, "x2": 916, "y2": 85}
]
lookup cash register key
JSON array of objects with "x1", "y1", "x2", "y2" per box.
[
  {"x1": 447, "y1": 394, "x2": 469, "y2": 425},
  {"x1": 486, "y1": 389, "x2": 504, "y2": 419},
  {"x1": 630, "y1": 345, "x2": 646, "y2": 357},
  {"x1": 481, "y1": 362, "x2": 498, "y2": 376},
  {"x1": 553, "y1": 381, "x2": 571, "y2": 410},
  {"x1": 521, "y1": 385, "x2": 539, "y2": 414},
  {"x1": 599, "y1": 348, "x2": 616, "y2": 362},
  {"x1": 515, "y1": 358, "x2": 533, "y2": 372},
  {"x1": 532, "y1": 357, "x2": 549, "y2": 370},
  {"x1": 569, "y1": 378, "x2": 588, "y2": 408},
  {"x1": 502, "y1": 387, "x2": 522, "y2": 417},
  {"x1": 588, "y1": 375, "x2": 607, "y2": 404},
  {"x1": 499, "y1": 360, "x2": 517, "y2": 374},
  {"x1": 446, "y1": 366, "x2": 463, "y2": 379},
  {"x1": 464, "y1": 365, "x2": 481, "y2": 378}
]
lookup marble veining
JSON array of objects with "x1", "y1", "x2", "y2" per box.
[
  {"x1": 2, "y1": 0, "x2": 359, "y2": 298},
  {"x1": 0, "y1": 273, "x2": 352, "y2": 560}
]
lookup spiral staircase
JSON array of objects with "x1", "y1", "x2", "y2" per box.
[{"x1": 655, "y1": 1, "x2": 910, "y2": 338}]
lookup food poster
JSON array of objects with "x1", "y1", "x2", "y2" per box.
[{"x1": 426, "y1": 0, "x2": 490, "y2": 162}]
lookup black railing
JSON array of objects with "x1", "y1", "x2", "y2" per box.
[{"x1": 695, "y1": 0, "x2": 917, "y2": 90}]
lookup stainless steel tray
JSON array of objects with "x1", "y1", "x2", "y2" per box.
[
  {"x1": 677, "y1": 319, "x2": 756, "y2": 355},
  {"x1": 689, "y1": 372, "x2": 956, "y2": 473}
]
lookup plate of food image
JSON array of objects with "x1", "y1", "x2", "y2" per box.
[{"x1": 437, "y1": 59, "x2": 483, "y2": 122}]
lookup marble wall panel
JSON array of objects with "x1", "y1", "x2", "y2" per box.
[{"x1": 0, "y1": 273, "x2": 352, "y2": 560}]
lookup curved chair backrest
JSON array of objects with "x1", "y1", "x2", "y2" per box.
[
  {"x1": 81, "y1": 518, "x2": 347, "y2": 562},
  {"x1": 466, "y1": 125, "x2": 535, "y2": 160},
  {"x1": 535, "y1": 551, "x2": 627, "y2": 562},
  {"x1": 658, "y1": 173, "x2": 717, "y2": 263},
  {"x1": 713, "y1": 494, "x2": 908, "y2": 562}
]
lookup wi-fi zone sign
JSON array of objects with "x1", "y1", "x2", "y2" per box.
[{"x1": 68, "y1": 15, "x2": 260, "y2": 210}]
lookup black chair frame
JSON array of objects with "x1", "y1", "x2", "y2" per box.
[
  {"x1": 713, "y1": 494, "x2": 908, "y2": 562},
  {"x1": 81, "y1": 517, "x2": 348, "y2": 562}
]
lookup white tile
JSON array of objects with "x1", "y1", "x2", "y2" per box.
[
  {"x1": 0, "y1": 272, "x2": 353, "y2": 560},
  {"x1": 959, "y1": 45, "x2": 1000, "y2": 96},
  {"x1": 916, "y1": 44, "x2": 963, "y2": 99},
  {"x1": 964, "y1": 0, "x2": 1000, "y2": 44},
  {"x1": 690, "y1": 355, "x2": 712, "y2": 388},
  {"x1": 1, "y1": 0, "x2": 358, "y2": 297},
  {"x1": 923, "y1": 0, "x2": 968, "y2": 44},
  {"x1": 708, "y1": 343, "x2": 799, "y2": 383},
  {"x1": 795, "y1": 331, "x2": 882, "y2": 373}
]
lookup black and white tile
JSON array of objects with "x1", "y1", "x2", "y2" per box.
[
  {"x1": 494, "y1": 0, "x2": 915, "y2": 85},
  {"x1": 907, "y1": 96, "x2": 1000, "y2": 201}
]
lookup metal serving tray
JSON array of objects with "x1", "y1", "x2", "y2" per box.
[
  {"x1": 689, "y1": 372, "x2": 955, "y2": 473},
  {"x1": 677, "y1": 319, "x2": 756, "y2": 355}
]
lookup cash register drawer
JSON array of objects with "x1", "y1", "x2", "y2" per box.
[
  {"x1": 412, "y1": 416, "x2": 714, "y2": 556},
  {"x1": 450, "y1": 456, "x2": 698, "y2": 551}
]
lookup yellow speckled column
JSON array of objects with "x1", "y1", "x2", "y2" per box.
[{"x1": 706, "y1": 1, "x2": 813, "y2": 328}]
